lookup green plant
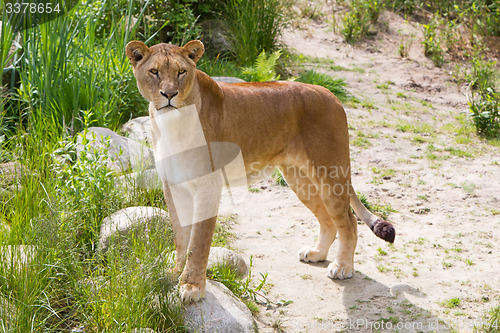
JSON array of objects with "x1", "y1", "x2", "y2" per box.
[
  {"x1": 483, "y1": 304, "x2": 500, "y2": 333},
  {"x1": 422, "y1": 18, "x2": 445, "y2": 67},
  {"x1": 272, "y1": 169, "x2": 288, "y2": 187},
  {"x1": 241, "y1": 50, "x2": 281, "y2": 82},
  {"x1": 207, "y1": 256, "x2": 268, "y2": 314},
  {"x1": 357, "y1": 193, "x2": 396, "y2": 220},
  {"x1": 13, "y1": 1, "x2": 148, "y2": 139},
  {"x1": 341, "y1": 0, "x2": 384, "y2": 42},
  {"x1": 221, "y1": 0, "x2": 287, "y2": 66},
  {"x1": 469, "y1": 88, "x2": 500, "y2": 139},
  {"x1": 468, "y1": 55, "x2": 498, "y2": 92},
  {"x1": 441, "y1": 297, "x2": 461, "y2": 308},
  {"x1": 296, "y1": 70, "x2": 353, "y2": 103}
]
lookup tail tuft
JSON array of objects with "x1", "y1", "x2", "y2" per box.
[{"x1": 372, "y1": 219, "x2": 396, "y2": 243}]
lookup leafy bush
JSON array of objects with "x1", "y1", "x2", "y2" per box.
[
  {"x1": 422, "y1": 19, "x2": 445, "y2": 67},
  {"x1": 469, "y1": 88, "x2": 500, "y2": 139},
  {"x1": 241, "y1": 50, "x2": 281, "y2": 82},
  {"x1": 221, "y1": 0, "x2": 287, "y2": 65},
  {"x1": 296, "y1": 70, "x2": 353, "y2": 103},
  {"x1": 341, "y1": 0, "x2": 384, "y2": 42}
]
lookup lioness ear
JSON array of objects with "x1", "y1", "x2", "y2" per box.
[
  {"x1": 126, "y1": 41, "x2": 149, "y2": 67},
  {"x1": 182, "y1": 40, "x2": 205, "y2": 64}
]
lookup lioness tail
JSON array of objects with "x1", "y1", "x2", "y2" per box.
[{"x1": 349, "y1": 185, "x2": 396, "y2": 243}]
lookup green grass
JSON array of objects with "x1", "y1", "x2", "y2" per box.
[
  {"x1": 358, "y1": 193, "x2": 397, "y2": 220},
  {"x1": 296, "y1": 69, "x2": 354, "y2": 103},
  {"x1": 440, "y1": 297, "x2": 461, "y2": 309}
]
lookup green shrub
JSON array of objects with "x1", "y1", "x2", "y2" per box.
[
  {"x1": 422, "y1": 18, "x2": 445, "y2": 67},
  {"x1": 296, "y1": 70, "x2": 353, "y2": 103},
  {"x1": 469, "y1": 88, "x2": 500, "y2": 139},
  {"x1": 241, "y1": 50, "x2": 281, "y2": 82},
  {"x1": 221, "y1": 0, "x2": 287, "y2": 65},
  {"x1": 341, "y1": 0, "x2": 384, "y2": 42}
]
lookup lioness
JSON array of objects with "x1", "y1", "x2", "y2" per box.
[{"x1": 126, "y1": 40, "x2": 395, "y2": 304}]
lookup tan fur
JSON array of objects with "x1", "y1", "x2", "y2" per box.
[{"x1": 126, "y1": 40, "x2": 394, "y2": 304}]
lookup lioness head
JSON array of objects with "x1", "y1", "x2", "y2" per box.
[{"x1": 125, "y1": 40, "x2": 205, "y2": 111}]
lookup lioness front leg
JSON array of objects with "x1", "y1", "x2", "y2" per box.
[
  {"x1": 162, "y1": 182, "x2": 192, "y2": 274},
  {"x1": 179, "y1": 216, "x2": 217, "y2": 304}
]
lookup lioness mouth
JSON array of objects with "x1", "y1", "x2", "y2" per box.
[{"x1": 158, "y1": 104, "x2": 178, "y2": 111}]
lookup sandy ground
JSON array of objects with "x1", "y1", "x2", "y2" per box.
[{"x1": 219, "y1": 10, "x2": 500, "y2": 333}]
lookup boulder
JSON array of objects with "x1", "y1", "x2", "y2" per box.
[
  {"x1": 97, "y1": 206, "x2": 169, "y2": 253},
  {"x1": 212, "y1": 77, "x2": 246, "y2": 84},
  {"x1": 121, "y1": 116, "x2": 153, "y2": 146},
  {"x1": 200, "y1": 20, "x2": 232, "y2": 59},
  {"x1": 207, "y1": 247, "x2": 248, "y2": 278},
  {"x1": 77, "y1": 127, "x2": 154, "y2": 173},
  {"x1": 184, "y1": 280, "x2": 257, "y2": 333}
]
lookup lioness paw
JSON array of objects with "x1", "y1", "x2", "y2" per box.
[
  {"x1": 298, "y1": 247, "x2": 327, "y2": 262},
  {"x1": 327, "y1": 261, "x2": 354, "y2": 280},
  {"x1": 180, "y1": 283, "x2": 205, "y2": 304}
]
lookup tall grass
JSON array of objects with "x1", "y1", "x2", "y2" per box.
[
  {"x1": 13, "y1": 0, "x2": 147, "y2": 140},
  {"x1": 221, "y1": 0, "x2": 288, "y2": 66},
  {"x1": 0, "y1": 1, "x2": 188, "y2": 331}
]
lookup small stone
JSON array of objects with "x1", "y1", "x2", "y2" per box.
[{"x1": 207, "y1": 247, "x2": 248, "y2": 277}]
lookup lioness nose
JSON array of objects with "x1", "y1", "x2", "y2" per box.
[{"x1": 160, "y1": 90, "x2": 178, "y2": 100}]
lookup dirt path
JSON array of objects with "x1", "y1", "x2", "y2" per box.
[{"x1": 220, "y1": 10, "x2": 500, "y2": 333}]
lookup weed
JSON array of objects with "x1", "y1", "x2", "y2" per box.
[
  {"x1": 440, "y1": 297, "x2": 461, "y2": 309},
  {"x1": 358, "y1": 193, "x2": 397, "y2": 220},
  {"x1": 272, "y1": 169, "x2": 288, "y2": 187},
  {"x1": 377, "y1": 264, "x2": 390, "y2": 273},
  {"x1": 460, "y1": 181, "x2": 476, "y2": 194},
  {"x1": 377, "y1": 247, "x2": 388, "y2": 256},
  {"x1": 422, "y1": 18, "x2": 445, "y2": 67},
  {"x1": 296, "y1": 70, "x2": 354, "y2": 103},
  {"x1": 482, "y1": 304, "x2": 500, "y2": 333},
  {"x1": 469, "y1": 88, "x2": 500, "y2": 139},
  {"x1": 341, "y1": 0, "x2": 384, "y2": 42}
]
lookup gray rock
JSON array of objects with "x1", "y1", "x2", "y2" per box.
[
  {"x1": 207, "y1": 247, "x2": 248, "y2": 278},
  {"x1": 185, "y1": 280, "x2": 256, "y2": 333},
  {"x1": 121, "y1": 116, "x2": 153, "y2": 146},
  {"x1": 97, "y1": 206, "x2": 169, "y2": 253},
  {"x1": 77, "y1": 127, "x2": 154, "y2": 173},
  {"x1": 212, "y1": 77, "x2": 246, "y2": 84},
  {"x1": 200, "y1": 20, "x2": 232, "y2": 59}
]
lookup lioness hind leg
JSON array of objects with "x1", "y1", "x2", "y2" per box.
[
  {"x1": 319, "y1": 191, "x2": 358, "y2": 280},
  {"x1": 279, "y1": 167, "x2": 337, "y2": 263}
]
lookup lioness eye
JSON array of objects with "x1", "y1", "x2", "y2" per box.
[
  {"x1": 149, "y1": 68, "x2": 158, "y2": 75},
  {"x1": 178, "y1": 69, "x2": 186, "y2": 76}
]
